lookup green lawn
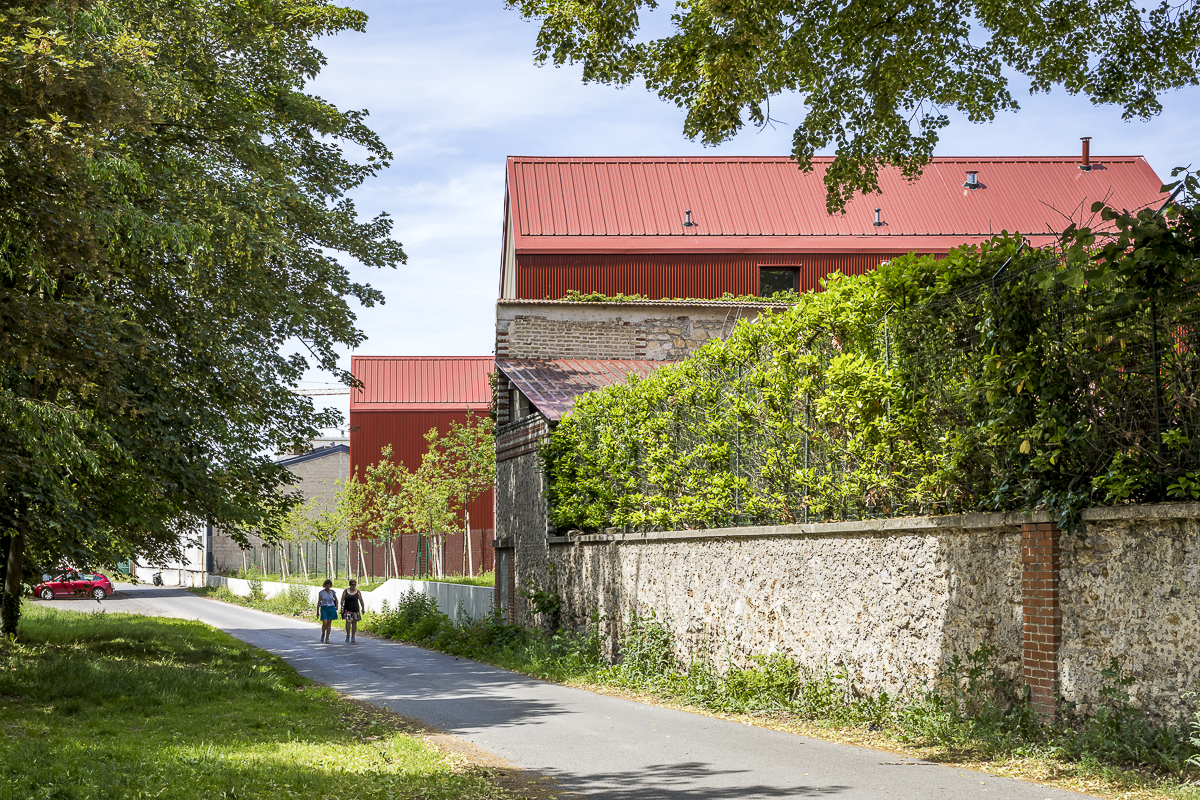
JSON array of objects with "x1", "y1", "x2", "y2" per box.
[{"x1": 0, "y1": 604, "x2": 518, "y2": 800}]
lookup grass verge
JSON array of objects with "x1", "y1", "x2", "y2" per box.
[
  {"x1": 215, "y1": 570, "x2": 495, "y2": 590},
  {"x1": 215, "y1": 570, "x2": 387, "y2": 592},
  {"x1": 0, "y1": 603, "x2": 524, "y2": 800}
]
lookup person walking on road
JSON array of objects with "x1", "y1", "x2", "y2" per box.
[
  {"x1": 341, "y1": 579, "x2": 363, "y2": 643},
  {"x1": 317, "y1": 580, "x2": 338, "y2": 643}
]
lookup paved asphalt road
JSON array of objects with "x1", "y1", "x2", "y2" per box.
[{"x1": 50, "y1": 585, "x2": 1092, "y2": 800}]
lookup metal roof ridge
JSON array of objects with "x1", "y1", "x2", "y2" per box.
[
  {"x1": 507, "y1": 154, "x2": 1149, "y2": 162},
  {"x1": 350, "y1": 355, "x2": 494, "y2": 360},
  {"x1": 275, "y1": 444, "x2": 350, "y2": 467}
]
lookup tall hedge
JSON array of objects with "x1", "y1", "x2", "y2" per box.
[{"x1": 542, "y1": 229, "x2": 1200, "y2": 532}]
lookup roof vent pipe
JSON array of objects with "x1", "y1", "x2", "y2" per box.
[
  {"x1": 873, "y1": 208, "x2": 884, "y2": 227},
  {"x1": 1080, "y1": 137, "x2": 1092, "y2": 171},
  {"x1": 963, "y1": 171, "x2": 980, "y2": 189},
  {"x1": 682, "y1": 209, "x2": 696, "y2": 229}
]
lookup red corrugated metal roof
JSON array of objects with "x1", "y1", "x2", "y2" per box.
[
  {"x1": 350, "y1": 356, "x2": 493, "y2": 411},
  {"x1": 506, "y1": 155, "x2": 1167, "y2": 253},
  {"x1": 497, "y1": 358, "x2": 674, "y2": 420}
]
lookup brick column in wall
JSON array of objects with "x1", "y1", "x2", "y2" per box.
[{"x1": 1022, "y1": 521, "x2": 1061, "y2": 718}]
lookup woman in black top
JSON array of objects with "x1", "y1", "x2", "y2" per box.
[{"x1": 341, "y1": 579, "x2": 364, "y2": 643}]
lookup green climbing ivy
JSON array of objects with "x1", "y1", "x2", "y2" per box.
[{"x1": 543, "y1": 208, "x2": 1200, "y2": 533}]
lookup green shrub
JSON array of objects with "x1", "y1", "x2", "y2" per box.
[
  {"x1": 1057, "y1": 658, "x2": 1195, "y2": 773},
  {"x1": 543, "y1": 232, "x2": 1200, "y2": 532}
]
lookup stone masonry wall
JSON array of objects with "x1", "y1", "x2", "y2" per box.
[
  {"x1": 492, "y1": 417, "x2": 552, "y2": 628},
  {"x1": 549, "y1": 519, "x2": 1024, "y2": 694},
  {"x1": 1060, "y1": 507, "x2": 1200, "y2": 723},
  {"x1": 641, "y1": 315, "x2": 734, "y2": 361},
  {"x1": 508, "y1": 317, "x2": 640, "y2": 360},
  {"x1": 524, "y1": 505, "x2": 1200, "y2": 722},
  {"x1": 496, "y1": 300, "x2": 780, "y2": 363}
]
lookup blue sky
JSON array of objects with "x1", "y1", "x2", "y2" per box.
[{"x1": 303, "y1": 0, "x2": 1200, "y2": 428}]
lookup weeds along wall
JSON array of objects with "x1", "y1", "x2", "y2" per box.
[{"x1": 538, "y1": 504, "x2": 1200, "y2": 724}]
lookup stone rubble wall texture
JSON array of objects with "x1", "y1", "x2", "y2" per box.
[
  {"x1": 496, "y1": 448, "x2": 553, "y2": 621},
  {"x1": 1060, "y1": 515, "x2": 1200, "y2": 722},
  {"x1": 641, "y1": 316, "x2": 731, "y2": 361},
  {"x1": 526, "y1": 510, "x2": 1200, "y2": 723},
  {"x1": 549, "y1": 527, "x2": 1023, "y2": 693}
]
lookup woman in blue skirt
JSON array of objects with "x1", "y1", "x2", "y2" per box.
[{"x1": 317, "y1": 579, "x2": 338, "y2": 643}]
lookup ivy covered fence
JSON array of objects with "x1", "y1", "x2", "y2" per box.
[{"x1": 542, "y1": 192, "x2": 1200, "y2": 533}]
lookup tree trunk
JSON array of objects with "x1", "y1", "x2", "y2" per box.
[
  {"x1": 298, "y1": 544, "x2": 309, "y2": 580},
  {"x1": 358, "y1": 541, "x2": 369, "y2": 583},
  {"x1": 390, "y1": 539, "x2": 401, "y2": 580},
  {"x1": 327, "y1": 540, "x2": 335, "y2": 581},
  {"x1": 2, "y1": 531, "x2": 26, "y2": 637},
  {"x1": 465, "y1": 510, "x2": 473, "y2": 576}
]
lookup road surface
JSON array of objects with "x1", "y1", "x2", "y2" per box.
[{"x1": 49, "y1": 585, "x2": 1090, "y2": 800}]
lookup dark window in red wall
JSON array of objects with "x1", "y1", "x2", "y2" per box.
[
  {"x1": 515, "y1": 252, "x2": 909, "y2": 299},
  {"x1": 759, "y1": 266, "x2": 798, "y2": 297}
]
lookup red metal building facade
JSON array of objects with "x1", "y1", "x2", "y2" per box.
[
  {"x1": 349, "y1": 356, "x2": 495, "y2": 576},
  {"x1": 499, "y1": 154, "x2": 1167, "y2": 300}
]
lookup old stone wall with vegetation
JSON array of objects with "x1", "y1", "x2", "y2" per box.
[
  {"x1": 535, "y1": 505, "x2": 1200, "y2": 722},
  {"x1": 1060, "y1": 505, "x2": 1200, "y2": 722}
]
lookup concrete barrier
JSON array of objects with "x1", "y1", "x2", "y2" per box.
[{"x1": 204, "y1": 575, "x2": 495, "y2": 621}]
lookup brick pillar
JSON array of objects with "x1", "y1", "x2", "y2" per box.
[{"x1": 1022, "y1": 521, "x2": 1061, "y2": 718}]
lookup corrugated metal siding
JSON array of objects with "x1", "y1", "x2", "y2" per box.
[
  {"x1": 349, "y1": 409, "x2": 495, "y2": 533},
  {"x1": 497, "y1": 358, "x2": 674, "y2": 420},
  {"x1": 351, "y1": 356, "x2": 493, "y2": 406},
  {"x1": 516, "y1": 252, "x2": 907, "y2": 299},
  {"x1": 508, "y1": 155, "x2": 1166, "y2": 240}
]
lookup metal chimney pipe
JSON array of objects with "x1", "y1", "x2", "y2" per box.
[
  {"x1": 873, "y1": 208, "x2": 883, "y2": 227},
  {"x1": 963, "y1": 171, "x2": 979, "y2": 189},
  {"x1": 1080, "y1": 137, "x2": 1092, "y2": 171}
]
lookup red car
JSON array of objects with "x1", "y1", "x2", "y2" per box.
[{"x1": 34, "y1": 570, "x2": 114, "y2": 601}]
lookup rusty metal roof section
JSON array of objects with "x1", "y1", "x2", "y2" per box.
[
  {"x1": 506, "y1": 155, "x2": 1167, "y2": 253},
  {"x1": 497, "y1": 358, "x2": 674, "y2": 421},
  {"x1": 351, "y1": 356, "x2": 494, "y2": 412}
]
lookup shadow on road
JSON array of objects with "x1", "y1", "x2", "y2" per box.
[{"x1": 545, "y1": 761, "x2": 850, "y2": 799}]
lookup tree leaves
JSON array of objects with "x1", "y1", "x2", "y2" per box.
[
  {"x1": 507, "y1": 0, "x2": 1200, "y2": 210},
  {"x1": 1, "y1": 0, "x2": 403, "y2": 587}
]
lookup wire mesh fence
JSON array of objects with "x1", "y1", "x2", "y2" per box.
[
  {"x1": 546, "y1": 251, "x2": 1200, "y2": 531},
  {"x1": 229, "y1": 529, "x2": 495, "y2": 583}
]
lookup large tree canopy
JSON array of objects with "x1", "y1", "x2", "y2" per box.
[
  {"x1": 0, "y1": 0, "x2": 403, "y2": 632},
  {"x1": 506, "y1": 0, "x2": 1200, "y2": 210}
]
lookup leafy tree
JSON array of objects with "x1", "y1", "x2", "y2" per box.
[
  {"x1": 306, "y1": 478, "x2": 368, "y2": 581},
  {"x1": 0, "y1": 0, "x2": 403, "y2": 635},
  {"x1": 506, "y1": 0, "x2": 1200, "y2": 210},
  {"x1": 360, "y1": 447, "x2": 410, "y2": 580},
  {"x1": 420, "y1": 414, "x2": 495, "y2": 574},
  {"x1": 357, "y1": 417, "x2": 495, "y2": 580}
]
